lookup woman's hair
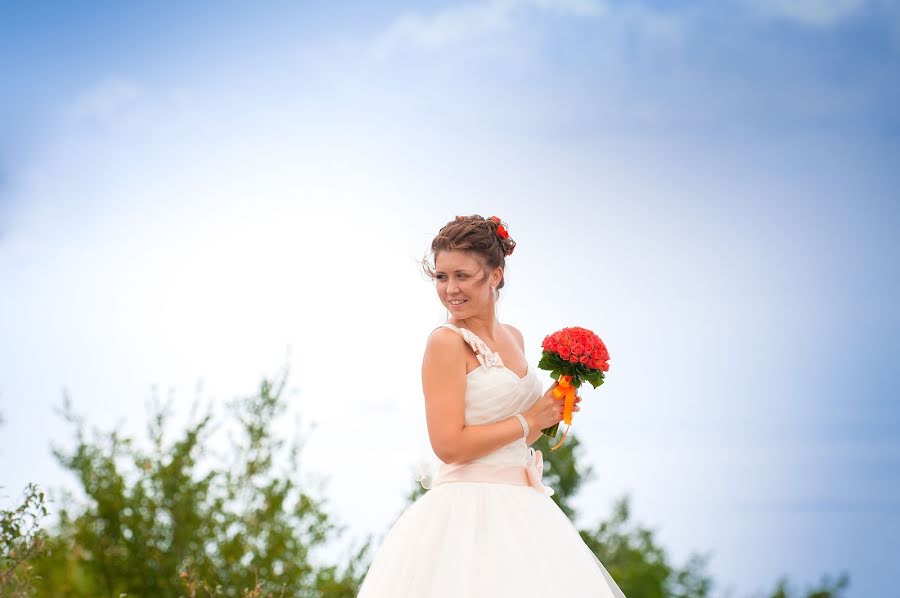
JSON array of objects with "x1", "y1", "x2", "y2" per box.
[{"x1": 421, "y1": 215, "x2": 517, "y2": 290}]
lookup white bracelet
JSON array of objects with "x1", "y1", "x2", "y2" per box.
[{"x1": 514, "y1": 413, "x2": 529, "y2": 441}]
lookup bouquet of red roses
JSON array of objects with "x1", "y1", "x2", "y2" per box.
[{"x1": 537, "y1": 326, "x2": 610, "y2": 450}]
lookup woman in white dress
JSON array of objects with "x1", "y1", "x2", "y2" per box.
[{"x1": 356, "y1": 215, "x2": 627, "y2": 597}]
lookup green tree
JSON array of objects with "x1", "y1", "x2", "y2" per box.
[
  {"x1": 544, "y1": 435, "x2": 713, "y2": 598},
  {"x1": 5, "y1": 369, "x2": 855, "y2": 598},
  {"x1": 756, "y1": 573, "x2": 850, "y2": 598},
  {"x1": 31, "y1": 368, "x2": 371, "y2": 597},
  {"x1": 1, "y1": 483, "x2": 49, "y2": 597}
]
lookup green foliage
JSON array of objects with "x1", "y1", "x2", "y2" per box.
[
  {"x1": 536, "y1": 351, "x2": 606, "y2": 389},
  {"x1": 757, "y1": 573, "x2": 851, "y2": 598},
  {"x1": 30, "y1": 368, "x2": 371, "y2": 597},
  {"x1": 3, "y1": 366, "x2": 855, "y2": 598},
  {"x1": 577, "y1": 496, "x2": 713, "y2": 598},
  {"x1": 537, "y1": 433, "x2": 595, "y2": 520},
  {"x1": 536, "y1": 433, "x2": 713, "y2": 598},
  {"x1": 1, "y1": 483, "x2": 49, "y2": 597}
]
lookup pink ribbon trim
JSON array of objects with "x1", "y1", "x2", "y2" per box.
[{"x1": 433, "y1": 448, "x2": 554, "y2": 496}]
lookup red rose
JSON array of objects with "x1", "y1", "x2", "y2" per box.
[
  {"x1": 571, "y1": 343, "x2": 584, "y2": 355},
  {"x1": 569, "y1": 356, "x2": 579, "y2": 363},
  {"x1": 559, "y1": 347, "x2": 570, "y2": 359},
  {"x1": 579, "y1": 355, "x2": 589, "y2": 364}
]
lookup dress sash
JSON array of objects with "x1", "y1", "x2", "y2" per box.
[{"x1": 433, "y1": 448, "x2": 555, "y2": 496}]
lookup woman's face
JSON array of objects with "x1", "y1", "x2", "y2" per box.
[{"x1": 434, "y1": 250, "x2": 500, "y2": 317}]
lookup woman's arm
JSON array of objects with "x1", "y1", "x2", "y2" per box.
[
  {"x1": 525, "y1": 425, "x2": 544, "y2": 447},
  {"x1": 422, "y1": 328, "x2": 531, "y2": 464}
]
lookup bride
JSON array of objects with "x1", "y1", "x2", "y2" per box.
[{"x1": 357, "y1": 215, "x2": 627, "y2": 597}]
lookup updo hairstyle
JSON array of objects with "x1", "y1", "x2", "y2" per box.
[{"x1": 421, "y1": 214, "x2": 517, "y2": 292}]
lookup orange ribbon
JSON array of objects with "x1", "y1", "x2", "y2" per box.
[{"x1": 549, "y1": 375, "x2": 576, "y2": 451}]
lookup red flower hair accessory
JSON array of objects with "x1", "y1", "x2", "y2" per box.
[
  {"x1": 488, "y1": 216, "x2": 509, "y2": 239},
  {"x1": 488, "y1": 216, "x2": 515, "y2": 256}
]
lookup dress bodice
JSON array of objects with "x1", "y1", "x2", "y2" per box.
[
  {"x1": 362, "y1": 328, "x2": 627, "y2": 598},
  {"x1": 438, "y1": 323, "x2": 544, "y2": 466}
]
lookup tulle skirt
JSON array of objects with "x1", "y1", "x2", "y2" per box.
[{"x1": 357, "y1": 479, "x2": 627, "y2": 597}]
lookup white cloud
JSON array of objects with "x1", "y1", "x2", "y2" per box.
[
  {"x1": 747, "y1": 0, "x2": 867, "y2": 28},
  {"x1": 71, "y1": 77, "x2": 145, "y2": 121},
  {"x1": 371, "y1": 0, "x2": 605, "y2": 59},
  {"x1": 531, "y1": 0, "x2": 606, "y2": 17}
]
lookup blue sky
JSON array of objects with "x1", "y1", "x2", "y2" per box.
[{"x1": 1, "y1": 1, "x2": 898, "y2": 596}]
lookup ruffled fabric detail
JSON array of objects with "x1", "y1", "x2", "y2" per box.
[
  {"x1": 443, "y1": 324, "x2": 505, "y2": 370},
  {"x1": 415, "y1": 459, "x2": 435, "y2": 490},
  {"x1": 525, "y1": 448, "x2": 555, "y2": 496}
]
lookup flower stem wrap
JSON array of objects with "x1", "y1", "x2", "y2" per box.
[{"x1": 549, "y1": 375, "x2": 576, "y2": 451}]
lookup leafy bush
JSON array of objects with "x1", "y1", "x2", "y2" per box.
[
  {"x1": 29, "y1": 368, "x2": 370, "y2": 597},
  {"x1": 1, "y1": 483, "x2": 49, "y2": 597}
]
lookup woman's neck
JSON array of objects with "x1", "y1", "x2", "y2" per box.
[{"x1": 452, "y1": 315, "x2": 499, "y2": 342}]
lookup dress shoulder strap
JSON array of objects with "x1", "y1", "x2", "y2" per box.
[{"x1": 435, "y1": 323, "x2": 504, "y2": 369}]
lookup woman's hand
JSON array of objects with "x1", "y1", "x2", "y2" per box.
[{"x1": 524, "y1": 381, "x2": 582, "y2": 432}]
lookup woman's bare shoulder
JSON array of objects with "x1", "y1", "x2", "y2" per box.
[
  {"x1": 424, "y1": 326, "x2": 465, "y2": 358},
  {"x1": 422, "y1": 326, "x2": 468, "y2": 381},
  {"x1": 426, "y1": 325, "x2": 459, "y2": 343}
]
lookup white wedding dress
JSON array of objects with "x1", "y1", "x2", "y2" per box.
[{"x1": 357, "y1": 323, "x2": 627, "y2": 597}]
